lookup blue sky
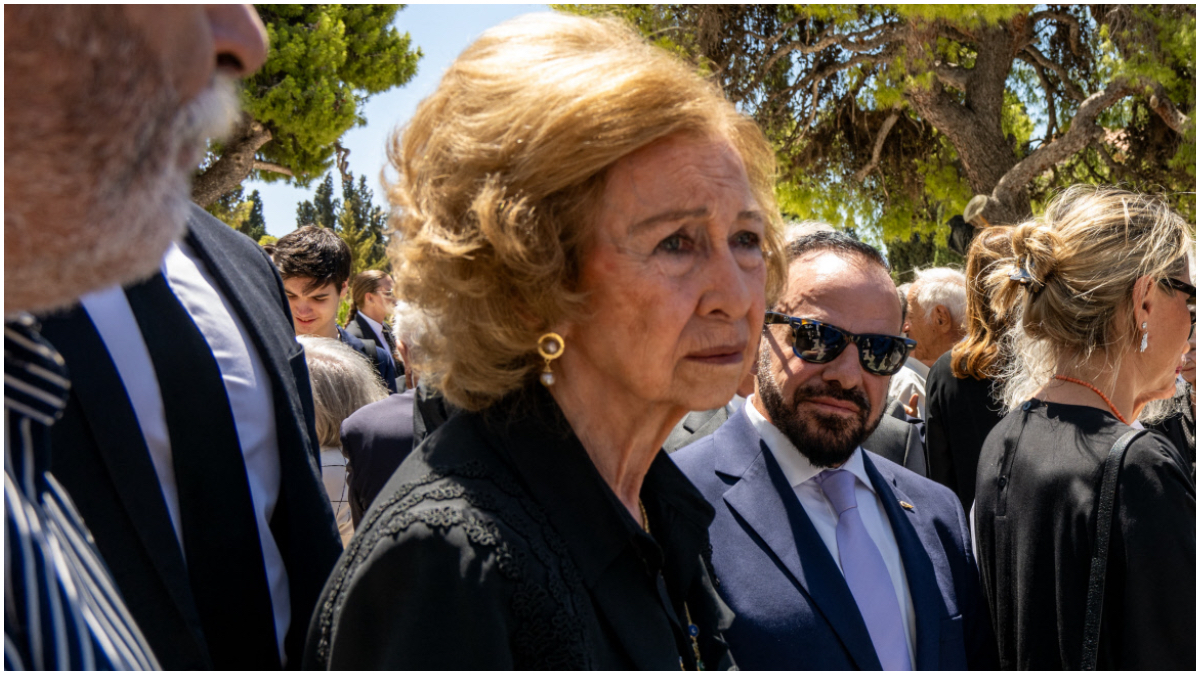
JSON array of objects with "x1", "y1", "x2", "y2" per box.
[{"x1": 249, "y1": 4, "x2": 551, "y2": 237}]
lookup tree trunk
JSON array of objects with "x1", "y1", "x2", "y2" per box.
[
  {"x1": 191, "y1": 114, "x2": 274, "y2": 208},
  {"x1": 904, "y1": 23, "x2": 1032, "y2": 225}
]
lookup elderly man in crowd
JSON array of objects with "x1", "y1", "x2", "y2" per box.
[
  {"x1": 673, "y1": 231, "x2": 995, "y2": 670},
  {"x1": 888, "y1": 267, "x2": 967, "y2": 420},
  {"x1": 339, "y1": 299, "x2": 453, "y2": 525},
  {"x1": 9, "y1": 6, "x2": 344, "y2": 671}
]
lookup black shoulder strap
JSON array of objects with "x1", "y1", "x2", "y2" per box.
[{"x1": 1081, "y1": 428, "x2": 1145, "y2": 670}]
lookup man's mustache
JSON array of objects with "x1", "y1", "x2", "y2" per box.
[{"x1": 791, "y1": 381, "x2": 870, "y2": 415}]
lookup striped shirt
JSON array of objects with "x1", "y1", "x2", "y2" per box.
[{"x1": 4, "y1": 315, "x2": 159, "y2": 670}]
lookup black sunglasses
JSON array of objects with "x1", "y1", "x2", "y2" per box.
[
  {"x1": 1161, "y1": 278, "x2": 1196, "y2": 339},
  {"x1": 764, "y1": 312, "x2": 917, "y2": 376}
]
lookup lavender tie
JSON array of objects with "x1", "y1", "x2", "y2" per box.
[{"x1": 816, "y1": 469, "x2": 912, "y2": 671}]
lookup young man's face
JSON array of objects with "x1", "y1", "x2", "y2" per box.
[{"x1": 283, "y1": 278, "x2": 344, "y2": 339}]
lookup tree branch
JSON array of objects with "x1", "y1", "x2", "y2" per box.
[
  {"x1": 191, "y1": 114, "x2": 273, "y2": 208},
  {"x1": 1023, "y1": 56, "x2": 1058, "y2": 140},
  {"x1": 992, "y1": 80, "x2": 1134, "y2": 205},
  {"x1": 853, "y1": 109, "x2": 901, "y2": 181},
  {"x1": 252, "y1": 161, "x2": 293, "y2": 177},
  {"x1": 1030, "y1": 9, "x2": 1082, "y2": 56},
  {"x1": 930, "y1": 61, "x2": 970, "y2": 91},
  {"x1": 760, "y1": 23, "x2": 901, "y2": 74},
  {"x1": 1149, "y1": 89, "x2": 1190, "y2": 134},
  {"x1": 1022, "y1": 45, "x2": 1085, "y2": 102}
]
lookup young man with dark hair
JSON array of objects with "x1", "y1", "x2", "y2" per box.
[{"x1": 272, "y1": 226, "x2": 397, "y2": 392}]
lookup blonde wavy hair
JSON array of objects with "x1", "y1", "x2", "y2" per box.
[
  {"x1": 986, "y1": 186, "x2": 1193, "y2": 412},
  {"x1": 385, "y1": 13, "x2": 786, "y2": 410},
  {"x1": 950, "y1": 226, "x2": 1014, "y2": 381}
]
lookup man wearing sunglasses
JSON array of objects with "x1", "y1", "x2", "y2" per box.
[{"x1": 673, "y1": 231, "x2": 996, "y2": 670}]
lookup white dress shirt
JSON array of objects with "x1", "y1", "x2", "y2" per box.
[
  {"x1": 79, "y1": 240, "x2": 290, "y2": 664},
  {"x1": 746, "y1": 396, "x2": 917, "y2": 664},
  {"x1": 887, "y1": 356, "x2": 929, "y2": 420}
]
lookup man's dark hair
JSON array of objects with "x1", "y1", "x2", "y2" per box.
[
  {"x1": 271, "y1": 225, "x2": 352, "y2": 292},
  {"x1": 784, "y1": 230, "x2": 890, "y2": 270}
]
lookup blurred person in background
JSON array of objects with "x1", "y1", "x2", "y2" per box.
[
  {"x1": 344, "y1": 270, "x2": 399, "y2": 378},
  {"x1": 924, "y1": 227, "x2": 1014, "y2": 512},
  {"x1": 887, "y1": 268, "x2": 967, "y2": 421},
  {"x1": 338, "y1": 299, "x2": 441, "y2": 525},
  {"x1": 298, "y1": 336, "x2": 388, "y2": 546},
  {"x1": 975, "y1": 186, "x2": 1194, "y2": 669},
  {"x1": 272, "y1": 226, "x2": 397, "y2": 393}
]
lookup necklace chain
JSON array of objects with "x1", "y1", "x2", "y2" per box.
[
  {"x1": 1053, "y1": 375, "x2": 1129, "y2": 425},
  {"x1": 638, "y1": 500, "x2": 705, "y2": 670}
]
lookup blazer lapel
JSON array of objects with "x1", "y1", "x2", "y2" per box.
[
  {"x1": 38, "y1": 308, "x2": 205, "y2": 640},
  {"x1": 715, "y1": 412, "x2": 882, "y2": 670},
  {"x1": 863, "y1": 453, "x2": 947, "y2": 670}
]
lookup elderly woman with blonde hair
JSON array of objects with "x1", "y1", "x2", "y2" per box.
[
  {"x1": 973, "y1": 186, "x2": 1195, "y2": 669},
  {"x1": 298, "y1": 336, "x2": 388, "y2": 546},
  {"x1": 303, "y1": 12, "x2": 784, "y2": 670}
]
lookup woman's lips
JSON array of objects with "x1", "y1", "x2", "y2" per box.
[{"x1": 685, "y1": 344, "x2": 745, "y2": 366}]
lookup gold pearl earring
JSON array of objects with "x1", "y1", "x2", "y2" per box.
[{"x1": 537, "y1": 333, "x2": 565, "y2": 386}]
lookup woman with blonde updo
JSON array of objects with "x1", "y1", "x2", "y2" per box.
[
  {"x1": 973, "y1": 186, "x2": 1195, "y2": 669},
  {"x1": 925, "y1": 227, "x2": 1014, "y2": 511},
  {"x1": 303, "y1": 13, "x2": 785, "y2": 669}
]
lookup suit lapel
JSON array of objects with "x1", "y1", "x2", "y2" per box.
[
  {"x1": 863, "y1": 453, "x2": 947, "y2": 670},
  {"x1": 38, "y1": 308, "x2": 205, "y2": 641},
  {"x1": 715, "y1": 412, "x2": 882, "y2": 670}
]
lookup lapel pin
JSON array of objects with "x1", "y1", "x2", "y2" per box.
[{"x1": 899, "y1": 501, "x2": 915, "y2": 511}]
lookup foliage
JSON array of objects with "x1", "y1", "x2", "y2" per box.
[
  {"x1": 556, "y1": 4, "x2": 1195, "y2": 262},
  {"x1": 196, "y1": 4, "x2": 421, "y2": 202},
  {"x1": 205, "y1": 186, "x2": 267, "y2": 242},
  {"x1": 246, "y1": 4, "x2": 420, "y2": 182}
]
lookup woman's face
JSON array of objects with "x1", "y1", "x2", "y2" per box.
[
  {"x1": 1141, "y1": 261, "x2": 1195, "y2": 398},
  {"x1": 560, "y1": 133, "x2": 767, "y2": 413}
]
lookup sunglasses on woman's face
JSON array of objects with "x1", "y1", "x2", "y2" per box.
[
  {"x1": 1160, "y1": 278, "x2": 1196, "y2": 339},
  {"x1": 763, "y1": 312, "x2": 917, "y2": 376}
]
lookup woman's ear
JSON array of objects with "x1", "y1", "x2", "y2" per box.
[{"x1": 1131, "y1": 275, "x2": 1156, "y2": 325}]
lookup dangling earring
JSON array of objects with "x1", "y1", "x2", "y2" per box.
[
  {"x1": 1140, "y1": 322, "x2": 1149, "y2": 353},
  {"x1": 537, "y1": 333, "x2": 565, "y2": 386}
]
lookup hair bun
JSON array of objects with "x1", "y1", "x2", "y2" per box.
[{"x1": 1009, "y1": 220, "x2": 1060, "y2": 288}]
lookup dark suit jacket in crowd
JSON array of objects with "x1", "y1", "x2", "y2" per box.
[
  {"x1": 340, "y1": 386, "x2": 457, "y2": 525},
  {"x1": 38, "y1": 206, "x2": 343, "y2": 670},
  {"x1": 337, "y1": 325, "x2": 397, "y2": 393},
  {"x1": 340, "y1": 390, "x2": 417, "y2": 526},
  {"x1": 924, "y1": 351, "x2": 1005, "y2": 512},
  {"x1": 664, "y1": 399, "x2": 928, "y2": 476},
  {"x1": 672, "y1": 406, "x2": 997, "y2": 670}
]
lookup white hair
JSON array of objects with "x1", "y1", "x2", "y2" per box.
[
  {"x1": 298, "y1": 336, "x2": 388, "y2": 448},
  {"x1": 911, "y1": 267, "x2": 967, "y2": 328},
  {"x1": 390, "y1": 299, "x2": 434, "y2": 370}
]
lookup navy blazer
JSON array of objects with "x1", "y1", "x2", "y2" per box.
[
  {"x1": 337, "y1": 326, "x2": 397, "y2": 393},
  {"x1": 38, "y1": 206, "x2": 343, "y2": 669},
  {"x1": 672, "y1": 406, "x2": 997, "y2": 671},
  {"x1": 339, "y1": 390, "x2": 417, "y2": 526}
]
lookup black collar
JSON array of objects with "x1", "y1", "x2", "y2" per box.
[{"x1": 486, "y1": 385, "x2": 716, "y2": 588}]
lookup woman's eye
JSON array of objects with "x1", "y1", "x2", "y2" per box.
[
  {"x1": 655, "y1": 232, "x2": 692, "y2": 254},
  {"x1": 732, "y1": 231, "x2": 761, "y2": 249}
]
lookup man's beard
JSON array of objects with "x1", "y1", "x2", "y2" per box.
[
  {"x1": 756, "y1": 349, "x2": 884, "y2": 468},
  {"x1": 5, "y1": 7, "x2": 241, "y2": 317}
]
